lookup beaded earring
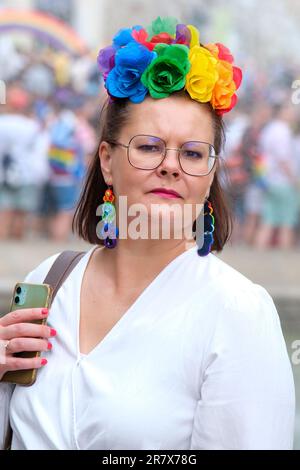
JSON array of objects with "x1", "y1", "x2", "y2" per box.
[
  {"x1": 197, "y1": 199, "x2": 215, "y2": 257},
  {"x1": 101, "y1": 185, "x2": 119, "y2": 249}
]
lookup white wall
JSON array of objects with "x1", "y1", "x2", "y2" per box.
[
  {"x1": 72, "y1": 0, "x2": 106, "y2": 49},
  {"x1": 1, "y1": 0, "x2": 34, "y2": 8}
]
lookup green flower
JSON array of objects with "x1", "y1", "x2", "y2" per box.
[
  {"x1": 146, "y1": 16, "x2": 178, "y2": 39},
  {"x1": 141, "y1": 44, "x2": 190, "y2": 99}
]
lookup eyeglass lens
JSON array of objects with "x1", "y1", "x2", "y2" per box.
[{"x1": 128, "y1": 135, "x2": 216, "y2": 175}]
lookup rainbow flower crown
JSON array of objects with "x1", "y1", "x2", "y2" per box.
[{"x1": 97, "y1": 17, "x2": 242, "y2": 115}]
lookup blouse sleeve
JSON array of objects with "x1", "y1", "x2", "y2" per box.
[
  {"x1": 190, "y1": 283, "x2": 295, "y2": 450},
  {"x1": 0, "y1": 252, "x2": 61, "y2": 449}
]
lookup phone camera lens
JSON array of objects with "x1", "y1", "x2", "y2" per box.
[
  {"x1": 16, "y1": 286, "x2": 22, "y2": 294},
  {"x1": 15, "y1": 296, "x2": 20, "y2": 304}
]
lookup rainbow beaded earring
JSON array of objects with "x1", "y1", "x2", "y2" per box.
[
  {"x1": 197, "y1": 199, "x2": 215, "y2": 257},
  {"x1": 101, "y1": 185, "x2": 119, "y2": 249}
]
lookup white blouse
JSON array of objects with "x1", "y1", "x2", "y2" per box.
[{"x1": 0, "y1": 245, "x2": 295, "y2": 450}]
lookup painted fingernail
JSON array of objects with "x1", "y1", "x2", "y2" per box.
[
  {"x1": 50, "y1": 328, "x2": 57, "y2": 337},
  {"x1": 47, "y1": 342, "x2": 52, "y2": 350},
  {"x1": 41, "y1": 308, "x2": 48, "y2": 315},
  {"x1": 41, "y1": 358, "x2": 48, "y2": 366}
]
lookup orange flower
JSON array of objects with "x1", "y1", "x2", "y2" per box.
[
  {"x1": 214, "y1": 65, "x2": 242, "y2": 115},
  {"x1": 211, "y1": 60, "x2": 236, "y2": 111},
  {"x1": 204, "y1": 42, "x2": 242, "y2": 113},
  {"x1": 216, "y1": 94, "x2": 238, "y2": 115},
  {"x1": 205, "y1": 42, "x2": 233, "y2": 64},
  {"x1": 204, "y1": 42, "x2": 219, "y2": 58}
]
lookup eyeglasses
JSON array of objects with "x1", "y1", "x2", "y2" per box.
[{"x1": 107, "y1": 134, "x2": 219, "y2": 176}]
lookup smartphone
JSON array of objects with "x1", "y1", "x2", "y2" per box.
[{"x1": 0, "y1": 282, "x2": 53, "y2": 386}]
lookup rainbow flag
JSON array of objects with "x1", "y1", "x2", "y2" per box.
[
  {"x1": 0, "y1": 9, "x2": 88, "y2": 56},
  {"x1": 253, "y1": 154, "x2": 269, "y2": 190},
  {"x1": 48, "y1": 145, "x2": 76, "y2": 176}
]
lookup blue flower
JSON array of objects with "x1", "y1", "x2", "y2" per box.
[
  {"x1": 113, "y1": 25, "x2": 143, "y2": 48},
  {"x1": 106, "y1": 41, "x2": 156, "y2": 103}
]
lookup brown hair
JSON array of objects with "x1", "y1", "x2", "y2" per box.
[{"x1": 72, "y1": 93, "x2": 233, "y2": 252}]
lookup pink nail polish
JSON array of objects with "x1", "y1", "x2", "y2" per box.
[
  {"x1": 50, "y1": 328, "x2": 57, "y2": 337},
  {"x1": 47, "y1": 342, "x2": 52, "y2": 350},
  {"x1": 41, "y1": 358, "x2": 48, "y2": 366},
  {"x1": 41, "y1": 308, "x2": 48, "y2": 315}
]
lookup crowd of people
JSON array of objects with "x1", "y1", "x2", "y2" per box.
[
  {"x1": 0, "y1": 41, "x2": 300, "y2": 249},
  {"x1": 222, "y1": 101, "x2": 300, "y2": 249},
  {"x1": 0, "y1": 40, "x2": 99, "y2": 241},
  {"x1": 0, "y1": 84, "x2": 98, "y2": 241}
]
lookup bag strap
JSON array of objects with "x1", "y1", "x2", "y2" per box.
[
  {"x1": 43, "y1": 250, "x2": 86, "y2": 300},
  {"x1": 4, "y1": 249, "x2": 86, "y2": 450}
]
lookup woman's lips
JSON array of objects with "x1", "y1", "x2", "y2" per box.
[
  {"x1": 150, "y1": 191, "x2": 180, "y2": 199},
  {"x1": 149, "y1": 188, "x2": 182, "y2": 199}
]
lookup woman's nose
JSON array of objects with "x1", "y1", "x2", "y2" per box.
[{"x1": 156, "y1": 148, "x2": 181, "y2": 177}]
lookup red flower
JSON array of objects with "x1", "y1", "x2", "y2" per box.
[
  {"x1": 150, "y1": 32, "x2": 174, "y2": 44},
  {"x1": 132, "y1": 29, "x2": 156, "y2": 51},
  {"x1": 215, "y1": 43, "x2": 234, "y2": 63},
  {"x1": 132, "y1": 29, "x2": 174, "y2": 50},
  {"x1": 233, "y1": 66, "x2": 242, "y2": 90}
]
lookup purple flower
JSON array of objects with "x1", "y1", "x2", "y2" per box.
[
  {"x1": 97, "y1": 46, "x2": 116, "y2": 80},
  {"x1": 97, "y1": 26, "x2": 144, "y2": 80},
  {"x1": 174, "y1": 24, "x2": 191, "y2": 46}
]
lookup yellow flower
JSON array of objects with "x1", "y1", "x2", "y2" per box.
[
  {"x1": 211, "y1": 60, "x2": 236, "y2": 110},
  {"x1": 187, "y1": 25, "x2": 200, "y2": 48},
  {"x1": 185, "y1": 46, "x2": 218, "y2": 102}
]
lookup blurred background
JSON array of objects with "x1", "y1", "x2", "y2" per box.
[{"x1": 0, "y1": 0, "x2": 299, "y2": 449}]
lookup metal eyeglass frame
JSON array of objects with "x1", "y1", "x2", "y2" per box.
[{"x1": 107, "y1": 134, "x2": 219, "y2": 177}]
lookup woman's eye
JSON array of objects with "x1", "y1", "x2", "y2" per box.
[
  {"x1": 138, "y1": 145, "x2": 161, "y2": 153},
  {"x1": 182, "y1": 150, "x2": 204, "y2": 159}
]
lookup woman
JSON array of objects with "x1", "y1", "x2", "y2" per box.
[
  {"x1": 254, "y1": 103, "x2": 299, "y2": 249},
  {"x1": 0, "y1": 17, "x2": 295, "y2": 450}
]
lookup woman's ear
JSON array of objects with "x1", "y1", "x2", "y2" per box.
[{"x1": 99, "y1": 141, "x2": 113, "y2": 185}]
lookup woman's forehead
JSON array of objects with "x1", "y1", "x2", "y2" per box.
[{"x1": 122, "y1": 96, "x2": 214, "y2": 142}]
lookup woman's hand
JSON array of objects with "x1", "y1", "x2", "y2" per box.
[{"x1": 0, "y1": 308, "x2": 56, "y2": 381}]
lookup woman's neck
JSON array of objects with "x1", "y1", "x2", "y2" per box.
[{"x1": 95, "y1": 238, "x2": 195, "y2": 293}]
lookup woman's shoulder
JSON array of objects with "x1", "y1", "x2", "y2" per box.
[
  {"x1": 192, "y1": 250, "x2": 259, "y2": 293},
  {"x1": 190, "y1": 251, "x2": 279, "y2": 327},
  {"x1": 191, "y1": 254, "x2": 290, "y2": 382},
  {"x1": 205, "y1": 253, "x2": 280, "y2": 331}
]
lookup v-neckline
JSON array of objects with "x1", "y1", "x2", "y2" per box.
[{"x1": 75, "y1": 243, "x2": 197, "y2": 359}]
